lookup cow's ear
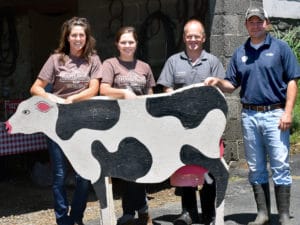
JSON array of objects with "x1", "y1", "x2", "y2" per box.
[{"x1": 36, "y1": 101, "x2": 52, "y2": 113}]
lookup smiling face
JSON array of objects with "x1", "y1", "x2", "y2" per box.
[
  {"x1": 68, "y1": 25, "x2": 87, "y2": 56},
  {"x1": 183, "y1": 21, "x2": 206, "y2": 53},
  {"x1": 245, "y1": 16, "x2": 269, "y2": 44},
  {"x1": 116, "y1": 32, "x2": 137, "y2": 61}
]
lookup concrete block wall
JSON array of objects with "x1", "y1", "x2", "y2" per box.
[{"x1": 210, "y1": 0, "x2": 263, "y2": 161}]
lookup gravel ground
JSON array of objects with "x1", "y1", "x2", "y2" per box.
[{"x1": 0, "y1": 175, "x2": 179, "y2": 225}]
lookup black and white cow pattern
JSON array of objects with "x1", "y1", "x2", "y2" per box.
[{"x1": 5, "y1": 84, "x2": 228, "y2": 225}]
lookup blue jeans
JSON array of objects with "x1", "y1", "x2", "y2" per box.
[
  {"x1": 241, "y1": 108, "x2": 292, "y2": 185},
  {"x1": 47, "y1": 139, "x2": 90, "y2": 225}
]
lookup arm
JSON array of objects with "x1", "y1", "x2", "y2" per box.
[
  {"x1": 65, "y1": 78, "x2": 100, "y2": 103},
  {"x1": 147, "y1": 88, "x2": 154, "y2": 95},
  {"x1": 100, "y1": 83, "x2": 137, "y2": 99},
  {"x1": 30, "y1": 78, "x2": 49, "y2": 98},
  {"x1": 279, "y1": 79, "x2": 298, "y2": 131},
  {"x1": 30, "y1": 78, "x2": 65, "y2": 103},
  {"x1": 163, "y1": 86, "x2": 174, "y2": 93},
  {"x1": 204, "y1": 77, "x2": 236, "y2": 93}
]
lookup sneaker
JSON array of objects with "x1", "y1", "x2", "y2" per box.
[
  {"x1": 173, "y1": 211, "x2": 192, "y2": 225},
  {"x1": 74, "y1": 221, "x2": 85, "y2": 225},
  {"x1": 201, "y1": 213, "x2": 215, "y2": 225},
  {"x1": 117, "y1": 218, "x2": 135, "y2": 225},
  {"x1": 137, "y1": 212, "x2": 153, "y2": 225}
]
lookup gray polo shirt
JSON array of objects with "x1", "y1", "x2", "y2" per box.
[{"x1": 157, "y1": 50, "x2": 225, "y2": 89}]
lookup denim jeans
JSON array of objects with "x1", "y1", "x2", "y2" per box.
[
  {"x1": 121, "y1": 180, "x2": 148, "y2": 216},
  {"x1": 241, "y1": 108, "x2": 292, "y2": 185},
  {"x1": 47, "y1": 139, "x2": 90, "y2": 225}
]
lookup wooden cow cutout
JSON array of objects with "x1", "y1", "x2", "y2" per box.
[{"x1": 5, "y1": 84, "x2": 229, "y2": 225}]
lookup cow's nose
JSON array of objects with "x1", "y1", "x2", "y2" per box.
[{"x1": 4, "y1": 122, "x2": 12, "y2": 134}]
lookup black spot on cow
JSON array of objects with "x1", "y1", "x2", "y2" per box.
[
  {"x1": 146, "y1": 86, "x2": 228, "y2": 129},
  {"x1": 91, "y1": 137, "x2": 153, "y2": 181},
  {"x1": 180, "y1": 145, "x2": 228, "y2": 207},
  {"x1": 56, "y1": 100, "x2": 120, "y2": 140}
]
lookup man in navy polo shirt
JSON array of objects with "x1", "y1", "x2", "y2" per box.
[
  {"x1": 157, "y1": 19, "x2": 225, "y2": 225},
  {"x1": 205, "y1": 6, "x2": 300, "y2": 225}
]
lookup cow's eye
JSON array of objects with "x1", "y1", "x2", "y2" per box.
[{"x1": 22, "y1": 110, "x2": 30, "y2": 115}]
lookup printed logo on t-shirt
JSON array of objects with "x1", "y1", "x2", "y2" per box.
[
  {"x1": 115, "y1": 70, "x2": 147, "y2": 95},
  {"x1": 58, "y1": 70, "x2": 90, "y2": 88},
  {"x1": 241, "y1": 56, "x2": 248, "y2": 63},
  {"x1": 265, "y1": 52, "x2": 274, "y2": 57}
]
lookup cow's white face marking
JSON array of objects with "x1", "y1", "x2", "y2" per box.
[{"x1": 35, "y1": 101, "x2": 52, "y2": 113}]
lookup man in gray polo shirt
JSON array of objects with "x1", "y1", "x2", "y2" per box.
[{"x1": 157, "y1": 19, "x2": 225, "y2": 225}]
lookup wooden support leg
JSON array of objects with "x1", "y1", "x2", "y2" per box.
[
  {"x1": 99, "y1": 177, "x2": 116, "y2": 225},
  {"x1": 93, "y1": 177, "x2": 116, "y2": 225},
  {"x1": 214, "y1": 199, "x2": 225, "y2": 225}
]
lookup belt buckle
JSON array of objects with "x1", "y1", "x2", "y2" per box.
[
  {"x1": 264, "y1": 105, "x2": 270, "y2": 111},
  {"x1": 263, "y1": 105, "x2": 273, "y2": 111}
]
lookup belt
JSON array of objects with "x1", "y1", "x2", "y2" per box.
[{"x1": 242, "y1": 103, "x2": 285, "y2": 112}]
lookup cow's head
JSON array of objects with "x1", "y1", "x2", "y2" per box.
[{"x1": 5, "y1": 96, "x2": 58, "y2": 135}]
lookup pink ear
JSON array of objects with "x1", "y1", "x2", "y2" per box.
[{"x1": 35, "y1": 101, "x2": 52, "y2": 112}]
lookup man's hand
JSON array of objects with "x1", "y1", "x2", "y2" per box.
[
  {"x1": 204, "y1": 77, "x2": 220, "y2": 86},
  {"x1": 279, "y1": 112, "x2": 293, "y2": 131}
]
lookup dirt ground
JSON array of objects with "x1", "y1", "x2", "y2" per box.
[
  {"x1": 0, "y1": 152, "x2": 179, "y2": 225},
  {"x1": 0, "y1": 176, "x2": 179, "y2": 225}
]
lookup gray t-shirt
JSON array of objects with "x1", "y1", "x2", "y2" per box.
[
  {"x1": 101, "y1": 57, "x2": 156, "y2": 95},
  {"x1": 38, "y1": 53, "x2": 102, "y2": 98},
  {"x1": 157, "y1": 50, "x2": 225, "y2": 89}
]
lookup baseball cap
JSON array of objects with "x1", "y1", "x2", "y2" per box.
[{"x1": 245, "y1": 6, "x2": 268, "y2": 20}]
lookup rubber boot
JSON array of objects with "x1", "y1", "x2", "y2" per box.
[
  {"x1": 248, "y1": 183, "x2": 270, "y2": 225},
  {"x1": 275, "y1": 185, "x2": 291, "y2": 225},
  {"x1": 200, "y1": 179, "x2": 216, "y2": 225}
]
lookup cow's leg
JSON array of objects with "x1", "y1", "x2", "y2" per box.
[
  {"x1": 210, "y1": 159, "x2": 228, "y2": 225},
  {"x1": 92, "y1": 177, "x2": 116, "y2": 225},
  {"x1": 214, "y1": 199, "x2": 225, "y2": 225}
]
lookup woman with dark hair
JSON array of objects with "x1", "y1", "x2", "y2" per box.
[
  {"x1": 100, "y1": 26, "x2": 155, "y2": 225},
  {"x1": 30, "y1": 17, "x2": 102, "y2": 225}
]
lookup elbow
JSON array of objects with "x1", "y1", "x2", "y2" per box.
[
  {"x1": 99, "y1": 87, "x2": 107, "y2": 96},
  {"x1": 90, "y1": 87, "x2": 99, "y2": 97},
  {"x1": 99, "y1": 83, "x2": 110, "y2": 96},
  {"x1": 30, "y1": 86, "x2": 37, "y2": 96}
]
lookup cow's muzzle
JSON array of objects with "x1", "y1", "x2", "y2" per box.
[{"x1": 4, "y1": 121, "x2": 12, "y2": 134}]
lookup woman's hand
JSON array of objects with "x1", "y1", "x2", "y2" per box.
[{"x1": 123, "y1": 89, "x2": 137, "y2": 99}]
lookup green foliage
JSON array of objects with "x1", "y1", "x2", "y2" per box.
[
  {"x1": 291, "y1": 81, "x2": 300, "y2": 144},
  {"x1": 272, "y1": 26, "x2": 300, "y2": 62},
  {"x1": 272, "y1": 26, "x2": 300, "y2": 144}
]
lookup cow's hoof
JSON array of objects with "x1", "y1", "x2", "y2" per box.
[{"x1": 173, "y1": 211, "x2": 192, "y2": 225}]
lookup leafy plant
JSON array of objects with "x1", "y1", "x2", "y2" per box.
[
  {"x1": 272, "y1": 26, "x2": 300, "y2": 144},
  {"x1": 272, "y1": 26, "x2": 300, "y2": 61}
]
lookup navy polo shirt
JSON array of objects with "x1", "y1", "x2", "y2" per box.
[
  {"x1": 157, "y1": 50, "x2": 225, "y2": 89},
  {"x1": 226, "y1": 33, "x2": 300, "y2": 105}
]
